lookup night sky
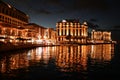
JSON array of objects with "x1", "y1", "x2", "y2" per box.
[{"x1": 3, "y1": 0, "x2": 120, "y2": 29}]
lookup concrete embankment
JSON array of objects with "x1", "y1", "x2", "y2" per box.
[{"x1": 0, "y1": 42, "x2": 46, "y2": 52}]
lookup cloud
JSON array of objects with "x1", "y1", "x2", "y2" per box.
[
  {"x1": 4, "y1": 0, "x2": 110, "y2": 15},
  {"x1": 36, "y1": 9, "x2": 52, "y2": 14},
  {"x1": 65, "y1": 0, "x2": 109, "y2": 11},
  {"x1": 89, "y1": 18, "x2": 98, "y2": 22},
  {"x1": 78, "y1": 0, "x2": 108, "y2": 11},
  {"x1": 113, "y1": 25, "x2": 120, "y2": 29},
  {"x1": 45, "y1": 0, "x2": 61, "y2": 6},
  {"x1": 87, "y1": 22, "x2": 99, "y2": 29}
]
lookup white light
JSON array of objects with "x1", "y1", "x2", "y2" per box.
[
  {"x1": 62, "y1": 20, "x2": 66, "y2": 22},
  {"x1": 36, "y1": 47, "x2": 43, "y2": 55},
  {"x1": 7, "y1": 4, "x2": 11, "y2": 8}
]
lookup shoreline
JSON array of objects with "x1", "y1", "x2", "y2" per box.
[
  {"x1": 0, "y1": 42, "x2": 57, "y2": 52},
  {"x1": 0, "y1": 41, "x2": 116, "y2": 52}
]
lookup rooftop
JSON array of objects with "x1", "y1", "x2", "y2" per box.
[{"x1": 57, "y1": 19, "x2": 80, "y2": 23}]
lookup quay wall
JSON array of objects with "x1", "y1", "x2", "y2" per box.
[{"x1": 0, "y1": 42, "x2": 51, "y2": 52}]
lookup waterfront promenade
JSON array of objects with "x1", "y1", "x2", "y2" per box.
[{"x1": 0, "y1": 42, "x2": 56, "y2": 52}]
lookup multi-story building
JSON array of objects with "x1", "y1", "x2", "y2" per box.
[
  {"x1": 44, "y1": 28, "x2": 57, "y2": 45},
  {"x1": 56, "y1": 19, "x2": 88, "y2": 44},
  {"x1": 91, "y1": 29, "x2": 112, "y2": 43},
  {"x1": 0, "y1": 1, "x2": 29, "y2": 44},
  {"x1": 24, "y1": 23, "x2": 47, "y2": 44},
  {"x1": 24, "y1": 24, "x2": 57, "y2": 45},
  {"x1": 0, "y1": 1, "x2": 56, "y2": 45},
  {"x1": 0, "y1": 1, "x2": 29, "y2": 26}
]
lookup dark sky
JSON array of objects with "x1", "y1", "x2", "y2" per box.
[{"x1": 3, "y1": 0, "x2": 120, "y2": 29}]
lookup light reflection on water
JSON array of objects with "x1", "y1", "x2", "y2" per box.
[
  {"x1": 55, "y1": 44, "x2": 114, "y2": 72},
  {"x1": 0, "y1": 44, "x2": 115, "y2": 79}
]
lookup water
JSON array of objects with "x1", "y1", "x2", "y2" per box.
[{"x1": 0, "y1": 44, "x2": 120, "y2": 80}]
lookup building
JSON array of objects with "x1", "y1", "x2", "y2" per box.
[
  {"x1": 24, "y1": 23, "x2": 47, "y2": 44},
  {"x1": 44, "y1": 28, "x2": 57, "y2": 45},
  {"x1": 0, "y1": 1, "x2": 29, "y2": 26},
  {"x1": 56, "y1": 19, "x2": 88, "y2": 44},
  {"x1": 24, "y1": 24, "x2": 57, "y2": 45},
  {"x1": 0, "y1": 1, "x2": 56, "y2": 45},
  {"x1": 0, "y1": 1, "x2": 29, "y2": 44},
  {"x1": 91, "y1": 29, "x2": 112, "y2": 43}
]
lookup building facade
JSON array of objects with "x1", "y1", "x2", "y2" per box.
[
  {"x1": 56, "y1": 19, "x2": 88, "y2": 44},
  {"x1": 0, "y1": 1, "x2": 56, "y2": 45},
  {"x1": 23, "y1": 23, "x2": 46, "y2": 44},
  {"x1": 91, "y1": 29, "x2": 112, "y2": 43},
  {"x1": 0, "y1": 1, "x2": 30, "y2": 44},
  {"x1": 44, "y1": 28, "x2": 57, "y2": 45},
  {"x1": 24, "y1": 24, "x2": 57, "y2": 45},
  {"x1": 0, "y1": 1, "x2": 29, "y2": 26}
]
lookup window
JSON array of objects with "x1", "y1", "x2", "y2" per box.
[
  {"x1": 0, "y1": 28, "x2": 2, "y2": 34},
  {"x1": 0, "y1": 15, "x2": 1, "y2": 19}
]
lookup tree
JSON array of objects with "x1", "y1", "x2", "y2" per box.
[{"x1": 66, "y1": 34, "x2": 72, "y2": 42}]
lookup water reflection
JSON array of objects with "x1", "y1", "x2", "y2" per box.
[
  {"x1": 56, "y1": 45, "x2": 88, "y2": 72},
  {"x1": 27, "y1": 47, "x2": 56, "y2": 64},
  {"x1": 0, "y1": 47, "x2": 56, "y2": 73},
  {"x1": 0, "y1": 44, "x2": 114, "y2": 74},
  {"x1": 56, "y1": 44, "x2": 114, "y2": 72},
  {"x1": 89, "y1": 44, "x2": 114, "y2": 63},
  {"x1": 0, "y1": 52, "x2": 29, "y2": 73}
]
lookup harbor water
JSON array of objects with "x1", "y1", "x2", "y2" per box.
[{"x1": 0, "y1": 44, "x2": 120, "y2": 80}]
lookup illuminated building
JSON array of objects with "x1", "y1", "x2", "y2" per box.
[
  {"x1": 0, "y1": 1, "x2": 29, "y2": 43},
  {"x1": 0, "y1": 1, "x2": 56, "y2": 45},
  {"x1": 0, "y1": 1, "x2": 28, "y2": 25},
  {"x1": 91, "y1": 29, "x2": 112, "y2": 43},
  {"x1": 24, "y1": 23, "x2": 47, "y2": 44},
  {"x1": 24, "y1": 24, "x2": 57, "y2": 45},
  {"x1": 44, "y1": 28, "x2": 57, "y2": 45},
  {"x1": 56, "y1": 19, "x2": 88, "y2": 44}
]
